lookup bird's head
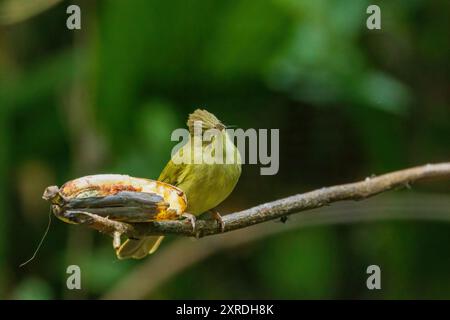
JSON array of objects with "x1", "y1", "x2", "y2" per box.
[{"x1": 187, "y1": 109, "x2": 225, "y2": 134}]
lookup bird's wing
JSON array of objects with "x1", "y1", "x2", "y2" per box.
[{"x1": 158, "y1": 158, "x2": 187, "y2": 186}]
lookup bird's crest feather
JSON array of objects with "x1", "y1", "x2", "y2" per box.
[{"x1": 187, "y1": 109, "x2": 224, "y2": 134}]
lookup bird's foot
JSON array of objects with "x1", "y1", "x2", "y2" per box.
[
  {"x1": 181, "y1": 212, "x2": 197, "y2": 234},
  {"x1": 209, "y1": 209, "x2": 225, "y2": 233}
]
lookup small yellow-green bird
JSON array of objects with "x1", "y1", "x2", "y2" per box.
[{"x1": 117, "y1": 109, "x2": 242, "y2": 259}]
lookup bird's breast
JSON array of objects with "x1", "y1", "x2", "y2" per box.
[{"x1": 180, "y1": 162, "x2": 241, "y2": 215}]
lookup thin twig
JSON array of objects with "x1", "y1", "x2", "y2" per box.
[{"x1": 74, "y1": 163, "x2": 450, "y2": 239}]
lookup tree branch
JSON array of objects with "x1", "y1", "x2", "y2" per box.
[
  {"x1": 72, "y1": 163, "x2": 450, "y2": 240},
  {"x1": 102, "y1": 193, "x2": 450, "y2": 299}
]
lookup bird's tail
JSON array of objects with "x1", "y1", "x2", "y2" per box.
[{"x1": 116, "y1": 236, "x2": 164, "y2": 259}]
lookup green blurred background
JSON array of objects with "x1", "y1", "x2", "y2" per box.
[{"x1": 0, "y1": 0, "x2": 449, "y2": 299}]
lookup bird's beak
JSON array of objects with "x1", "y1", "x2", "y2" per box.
[{"x1": 215, "y1": 123, "x2": 226, "y2": 131}]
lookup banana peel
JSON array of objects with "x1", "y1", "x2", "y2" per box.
[{"x1": 43, "y1": 174, "x2": 187, "y2": 224}]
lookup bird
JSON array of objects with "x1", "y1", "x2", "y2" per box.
[{"x1": 117, "y1": 109, "x2": 242, "y2": 259}]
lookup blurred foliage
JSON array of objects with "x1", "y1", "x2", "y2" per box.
[{"x1": 0, "y1": 0, "x2": 449, "y2": 299}]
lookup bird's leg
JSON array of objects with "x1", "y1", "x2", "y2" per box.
[
  {"x1": 181, "y1": 212, "x2": 197, "y2": 234},
  {"x1": 208, "y1": 208, "x2": 225, "y2": 233}
]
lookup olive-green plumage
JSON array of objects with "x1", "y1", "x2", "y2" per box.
[{"x1": 117, "y1": 109, "x2": 241, "y2": 259}]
